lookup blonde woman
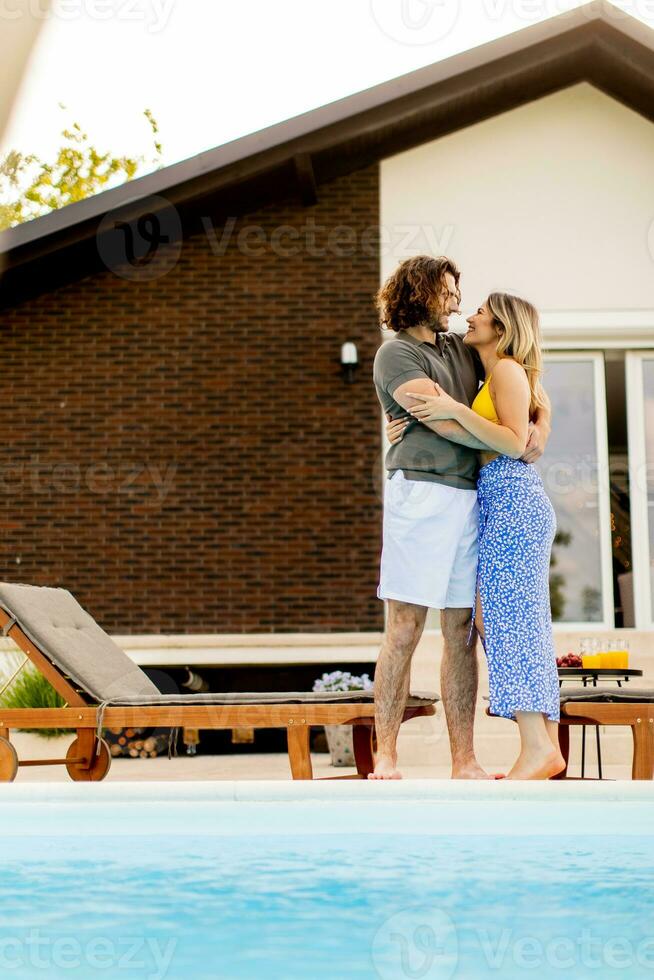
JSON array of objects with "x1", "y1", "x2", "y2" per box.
[{"x1": 387, "y1": 293, "x2": 564, "y2": 780}]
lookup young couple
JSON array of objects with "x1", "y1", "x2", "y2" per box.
[{"x1": 371, "y1": 255, "x2": 564, "y2": 781}]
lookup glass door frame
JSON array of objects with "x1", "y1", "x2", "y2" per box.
[
  {"x1": 626, "y1": 352, "x2": 654, "y2": 628},
  {"x1": 541, "y1": 351, "x2": 614, "y2": 631}
]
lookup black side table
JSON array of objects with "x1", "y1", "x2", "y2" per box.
[{"x1": 558, "y1": 668, "x2": 643, "y2": 778}]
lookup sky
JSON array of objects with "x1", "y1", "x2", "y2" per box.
[{"x1": 2, "y1": 0, "x2": 654, "y2": 176}]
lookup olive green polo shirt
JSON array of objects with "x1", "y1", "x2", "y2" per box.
[{"x1": 373, "y1": 330, "x2": 484, "y2": 490}]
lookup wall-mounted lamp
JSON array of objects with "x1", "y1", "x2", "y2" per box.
[{"x1": 340, "y1": 341, "x2": 359, "y2": 384}]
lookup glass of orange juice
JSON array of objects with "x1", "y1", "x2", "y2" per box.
[
  {"x1": 601, "y1": 640, "x2": 615, "y2": 669},
  {"x1": 581, "y1": 636, "x2": 600, "y2": 669},
  {"x1": 603, "y1": 637, "x2": 618, "y2": 668},
  {"x1": 613, "y1": 638, "x2": 630, "y2": 670}
]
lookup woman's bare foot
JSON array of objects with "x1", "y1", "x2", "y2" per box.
[
  {"x1": 506, "y1": 746, "x2": 566, "y2": 780},
  {"x1": 368, "y1": 755, "x2": 402, "y2": 779}
]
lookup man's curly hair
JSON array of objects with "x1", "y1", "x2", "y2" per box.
[{"x1": 375, "y1": 255, "x2": 460, "y2": 333}]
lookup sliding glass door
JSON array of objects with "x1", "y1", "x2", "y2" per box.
[
  {"x1": 626, "y1": 353, "x2": 654, "y2": 627},
  {"x1": 536, "y1": 354, "x2": 613, "y2": 628}
]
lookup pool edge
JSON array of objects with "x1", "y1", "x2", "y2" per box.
[{"x1": 1, "y1": 778, "x2": 653, "y2": 804}]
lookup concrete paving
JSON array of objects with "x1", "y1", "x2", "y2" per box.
[{"x1": 5, "y1": 629, "x2": 648, "y2": 783}]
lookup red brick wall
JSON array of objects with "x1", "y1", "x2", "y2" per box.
[{"x1": 0, "y1": 166, "x2": 384, "y2": 633}]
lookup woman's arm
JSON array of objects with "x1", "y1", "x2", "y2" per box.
[
  {"x1": 422, "y1": 418, "x2": 492, "y2": 450},
  {"x1": 407, "y1": 359, "x2": 531, "y2": 459},
  {"x1": 386, "y1": 414, "x2": 498, "y2": 451},
  {"x1": 385, "y1": 414, "x2": 491, "y2": 450},
  {"x1": 391, "y1": 378, "x2": 494, "y2": 450},
  {"x1": 453, "y1": 360, "x2": 530, "y2": 457}
]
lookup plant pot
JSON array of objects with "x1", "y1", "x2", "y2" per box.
[{"x1": 324, "y1": 724, "x2": 355, "y2": 767}]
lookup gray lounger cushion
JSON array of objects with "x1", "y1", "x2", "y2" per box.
[
  {"x1": 0, "y1": 582, "x2": 161, "y2": 702},
  {"x1": 0, "y1": 582, "x2": 438, "y2": 708},
  {"x1": 561, "y1": 687, "x2": 654, "y2": 705},
  {"x1": 96, "y1": 691, "x2": 438, "y2": 707}
]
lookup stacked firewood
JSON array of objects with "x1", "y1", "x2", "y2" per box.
[
  {"x1": 102, "y1": 671, "x2": 208, "y2": 759},
  {"x1": 104, "y1": 727, "x2": 169, "y2": 758}
]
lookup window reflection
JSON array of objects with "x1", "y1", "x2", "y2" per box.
[
  {"x1": 640, "y1": 361, "x2": 654, "y2": 617},
  {"x1": 536, "y1": 360, "x2": 604, "y2": 623}
]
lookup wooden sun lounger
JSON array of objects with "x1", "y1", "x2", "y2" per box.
[
  {"x1": 558, "y1": 688, "x2": 654, "y2": 781},
  {"x1": 0, "y1": 583, "x2": 437, "y2": 782}
]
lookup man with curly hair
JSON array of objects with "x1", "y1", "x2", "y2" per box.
[{"x1": 370, "y1": 255, "x2": 551, "y2": 779}]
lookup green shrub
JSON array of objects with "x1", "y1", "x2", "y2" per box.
[{"x1": 0, "y1": 667, "x2": 67, "y2": 738}]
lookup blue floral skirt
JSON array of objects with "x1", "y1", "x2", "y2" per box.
[{"x1": 472, "y1": 455, "x2": 560, "y2": 722}]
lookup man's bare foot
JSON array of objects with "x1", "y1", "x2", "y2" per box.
[
  {"x1": 451, "y1": 761, "x2": 493, "y2": 780},
  {"x1": 368, "y1": 755, "x2": 402, "y2": 780},
  {"x1": 506, "y1": 747, "x2": 566, "y2": 780}
]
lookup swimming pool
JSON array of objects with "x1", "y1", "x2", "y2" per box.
[{"x1": 2, "y1": 781, "x2": 654, "y2": 979}]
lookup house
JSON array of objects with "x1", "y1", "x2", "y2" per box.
[{"x1": 1, "y1": 0, "x2": 653, "y2": 670}]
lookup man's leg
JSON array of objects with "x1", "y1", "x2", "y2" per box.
[
  {"x1": 369, "y1": 598, "x2": 428, "y2": 780},
  {"x1": 440, "y1": 606, "x2": 488, "y2": 779}
]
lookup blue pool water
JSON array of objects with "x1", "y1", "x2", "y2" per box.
[{"x1": 2, "y1": 800, "x2": 654, "y2": 979}]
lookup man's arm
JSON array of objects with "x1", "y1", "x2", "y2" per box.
[
  {"x1": 392, "y1": 378, "x2": 494, "y2": 451},
  {"x1": 424, "y1": 418, "x2": 491, "y2": 450}
]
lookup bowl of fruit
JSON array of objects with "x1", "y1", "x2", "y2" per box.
[{"x1": 556, "y1": 653, "x2": 583, "y2": 668}]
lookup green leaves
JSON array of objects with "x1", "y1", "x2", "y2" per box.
[
  {"x1": 0, "y1": 104, "x2": 163, "y2": 231},
  {"x1": 0, "y1": 665, "x2": 67, "y2": 738}
]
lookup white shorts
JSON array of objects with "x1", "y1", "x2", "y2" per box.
[{"x1": 377, "y1": 469, "x2": 479, "y2": 610}]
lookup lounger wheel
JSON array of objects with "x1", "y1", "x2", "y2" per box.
[
  {"x1": 0, "y1": 736, "x2": 18, "y2": 782},
  {"x1": 65, "y1": 737, "x2": 112, "y2": 781}
]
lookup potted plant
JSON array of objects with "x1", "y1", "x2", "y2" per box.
[
  {"x1": 312, "y1": 670, "x2": 373, "y2": 767},
  {"x1": 0, "y1": 653, "x2": 75, "y2": 760}
]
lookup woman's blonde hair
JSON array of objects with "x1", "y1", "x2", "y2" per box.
[{"x1": 487, "y1": 292, "x2": 547, "y2": 417}]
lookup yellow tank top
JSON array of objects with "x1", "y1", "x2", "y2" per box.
[{"x1": 471, "y1": 371, "x2": 500, "y2": 424}]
